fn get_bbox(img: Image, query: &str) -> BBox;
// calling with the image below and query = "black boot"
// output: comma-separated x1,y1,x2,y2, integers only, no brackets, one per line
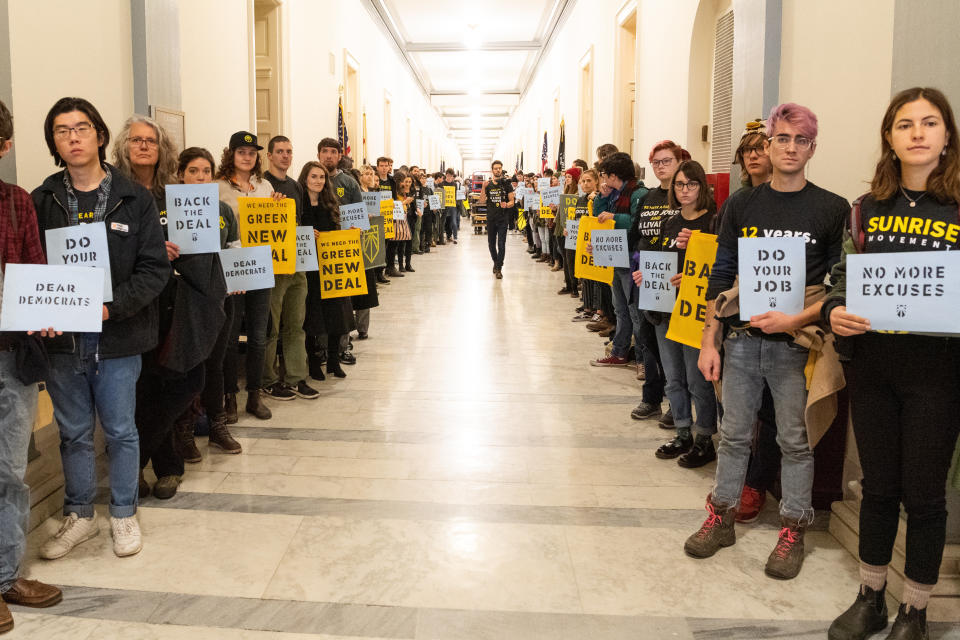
245,389,272,420
677,434,717,468
309,354,326,381
828,584,888,640
327,351,347,378
885,603,928,640
174,412,202,463
223,393,238,425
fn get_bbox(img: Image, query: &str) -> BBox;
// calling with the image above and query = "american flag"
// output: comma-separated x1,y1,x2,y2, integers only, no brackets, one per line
338,97,351,157
541,131,548,173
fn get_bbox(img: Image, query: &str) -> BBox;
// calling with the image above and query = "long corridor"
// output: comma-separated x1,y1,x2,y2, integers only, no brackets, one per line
12,231,890,638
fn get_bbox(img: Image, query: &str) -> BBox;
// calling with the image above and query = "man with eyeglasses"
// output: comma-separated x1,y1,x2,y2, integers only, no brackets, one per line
684,103,848,581
31,97,170,561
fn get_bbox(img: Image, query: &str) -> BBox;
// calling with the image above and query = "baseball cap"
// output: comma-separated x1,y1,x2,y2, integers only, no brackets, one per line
229,131,263,150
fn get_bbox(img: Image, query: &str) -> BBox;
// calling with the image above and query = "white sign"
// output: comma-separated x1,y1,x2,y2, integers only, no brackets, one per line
393,201,407,222
636,250,678,312
45,222,113,302
456,188,465,201
362,192,380,216
339,202,370,231
219,245,275,293
847,251,960,332
524,192,540,211
537,178,551,190
295,226,319,272
738,237,806,320
165,183,220,254
590,229,630,268
0,263,104,332
428,195,441,210
426,177,435,190
540,186,561,207
416,199,425,214
564,220,579,250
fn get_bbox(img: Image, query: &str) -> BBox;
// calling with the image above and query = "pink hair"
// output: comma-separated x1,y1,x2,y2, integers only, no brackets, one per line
767,103,818,140
648,140,688,162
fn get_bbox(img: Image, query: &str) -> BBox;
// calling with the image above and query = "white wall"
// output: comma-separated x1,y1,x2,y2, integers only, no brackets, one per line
179,0,253,162
8,0,134,189
284,0,459,173
779,0,895,201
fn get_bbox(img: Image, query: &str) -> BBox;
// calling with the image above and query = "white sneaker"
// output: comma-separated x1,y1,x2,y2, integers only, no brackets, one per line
110,515,142,557
39,512,100,559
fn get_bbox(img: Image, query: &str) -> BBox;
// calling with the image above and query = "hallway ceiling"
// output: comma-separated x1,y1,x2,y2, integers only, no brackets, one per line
367,0,573,161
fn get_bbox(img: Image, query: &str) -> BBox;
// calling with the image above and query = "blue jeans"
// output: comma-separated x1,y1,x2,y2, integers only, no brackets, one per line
46,334,141,519
0,352,37,592
655,321,716,437
610,268,636,358
712,332,813,522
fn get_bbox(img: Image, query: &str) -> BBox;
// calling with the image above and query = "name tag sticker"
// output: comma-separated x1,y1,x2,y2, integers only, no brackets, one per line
110,222,129,233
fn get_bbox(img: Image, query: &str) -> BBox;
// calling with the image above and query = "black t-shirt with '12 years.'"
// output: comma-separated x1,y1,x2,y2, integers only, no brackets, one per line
707,181,848,300
633,187,677,252
75,188,98,224
859,189,960,253
484,178,514,218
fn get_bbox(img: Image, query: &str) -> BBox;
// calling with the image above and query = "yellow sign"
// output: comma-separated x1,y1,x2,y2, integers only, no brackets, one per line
539,206,555,220
380,197,395,239
666,232,718,349
237,197,296,274
517,210,527,231
574,216,614,284
317,229,368,299
464,198,470,211
443,186,455,207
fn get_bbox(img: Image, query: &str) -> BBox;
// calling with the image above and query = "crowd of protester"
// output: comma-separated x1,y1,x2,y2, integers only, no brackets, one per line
479,89,960,640
0,95,473,635
1,86,959,640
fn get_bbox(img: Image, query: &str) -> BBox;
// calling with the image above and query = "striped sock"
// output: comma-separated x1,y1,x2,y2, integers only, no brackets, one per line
859,562,887,592
901,578,934,611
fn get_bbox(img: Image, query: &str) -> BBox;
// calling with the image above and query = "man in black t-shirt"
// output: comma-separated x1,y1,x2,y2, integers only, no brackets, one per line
481,160,515,278
684,103,848,581
262,136,318,402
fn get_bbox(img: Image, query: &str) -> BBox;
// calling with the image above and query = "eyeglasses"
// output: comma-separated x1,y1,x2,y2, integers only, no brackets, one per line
129,137,159,148
740,144,766,155
768,134,813,149
674,180,701,191
53,124,95,140
651,158,675,168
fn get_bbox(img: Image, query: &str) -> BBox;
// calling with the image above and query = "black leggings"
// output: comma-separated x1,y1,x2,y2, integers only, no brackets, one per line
844,333,960,585
136,360,205,478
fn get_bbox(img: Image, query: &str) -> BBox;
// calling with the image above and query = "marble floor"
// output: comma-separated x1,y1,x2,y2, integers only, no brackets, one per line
13,228,960,639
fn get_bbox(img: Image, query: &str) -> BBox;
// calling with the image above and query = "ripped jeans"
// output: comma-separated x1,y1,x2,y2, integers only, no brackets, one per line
711,331,814,523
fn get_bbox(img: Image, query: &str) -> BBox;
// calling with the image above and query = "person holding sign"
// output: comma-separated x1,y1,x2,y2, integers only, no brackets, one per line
823,88,960,640
394,173,415,274
480,160,516,279
113,119,232,500
562,169,596,299
169,147,243,466
0,99,64,628
441,168,459,244
687,103,848,581
417,170,436,254
33,97,171,559
590,153,656,390
299,162,352,380
261,136,319,403
554,167,581,288
633,160,718,468
217,131,286,421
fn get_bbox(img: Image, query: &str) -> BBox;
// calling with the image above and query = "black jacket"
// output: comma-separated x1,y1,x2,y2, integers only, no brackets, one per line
31,165,171,359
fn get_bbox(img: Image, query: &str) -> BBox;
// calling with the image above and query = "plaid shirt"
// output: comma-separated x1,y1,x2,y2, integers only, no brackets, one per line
0,179,46,269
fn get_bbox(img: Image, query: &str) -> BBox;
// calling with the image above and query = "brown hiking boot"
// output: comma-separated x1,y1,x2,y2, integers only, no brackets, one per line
684,497,736,558
209,414,242,454
765,517,806,579
245,389,272,420
174,413,202,463
224,393,238,424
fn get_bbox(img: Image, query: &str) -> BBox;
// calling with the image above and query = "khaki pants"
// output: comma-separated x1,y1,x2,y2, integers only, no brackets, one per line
262,272,308,387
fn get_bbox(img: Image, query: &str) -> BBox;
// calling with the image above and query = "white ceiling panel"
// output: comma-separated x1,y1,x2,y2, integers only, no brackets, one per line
365,0,571,155
385,0,554,44
412,51,533,92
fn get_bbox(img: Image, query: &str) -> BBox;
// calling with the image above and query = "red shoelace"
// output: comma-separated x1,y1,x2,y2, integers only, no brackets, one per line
696,503,723,538
773,527,799,559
